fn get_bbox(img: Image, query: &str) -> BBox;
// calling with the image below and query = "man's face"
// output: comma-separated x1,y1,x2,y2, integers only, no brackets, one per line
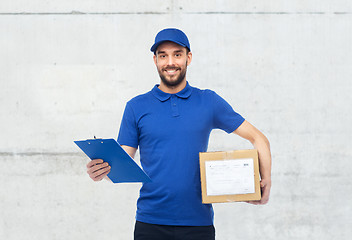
153,41,192,87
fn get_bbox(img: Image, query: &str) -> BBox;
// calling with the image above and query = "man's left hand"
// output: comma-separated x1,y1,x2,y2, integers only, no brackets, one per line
246,178,271,205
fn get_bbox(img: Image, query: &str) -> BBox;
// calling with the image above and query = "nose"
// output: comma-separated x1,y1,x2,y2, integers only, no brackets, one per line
167,56,175,66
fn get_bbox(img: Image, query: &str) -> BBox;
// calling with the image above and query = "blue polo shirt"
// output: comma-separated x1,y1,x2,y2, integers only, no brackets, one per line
117,82,245,226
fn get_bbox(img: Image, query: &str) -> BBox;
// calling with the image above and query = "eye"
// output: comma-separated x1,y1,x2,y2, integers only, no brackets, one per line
175,54,181,57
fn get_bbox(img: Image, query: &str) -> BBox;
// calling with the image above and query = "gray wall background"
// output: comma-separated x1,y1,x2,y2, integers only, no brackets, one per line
1,1,351,239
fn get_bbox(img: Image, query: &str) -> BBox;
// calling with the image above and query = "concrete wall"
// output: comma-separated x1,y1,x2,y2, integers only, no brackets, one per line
1,1,351,239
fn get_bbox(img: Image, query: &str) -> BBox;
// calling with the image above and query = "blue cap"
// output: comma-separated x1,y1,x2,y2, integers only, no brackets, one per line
150,28,191,53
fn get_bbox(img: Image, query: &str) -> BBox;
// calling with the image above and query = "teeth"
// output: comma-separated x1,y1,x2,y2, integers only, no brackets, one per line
167,70,176,73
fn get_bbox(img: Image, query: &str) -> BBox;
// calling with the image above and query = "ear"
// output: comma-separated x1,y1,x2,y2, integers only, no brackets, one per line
153,54,157,66
186,51,192,66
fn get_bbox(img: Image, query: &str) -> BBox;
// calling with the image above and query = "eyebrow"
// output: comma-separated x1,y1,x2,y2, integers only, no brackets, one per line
174,50,183,53
157,49,184,55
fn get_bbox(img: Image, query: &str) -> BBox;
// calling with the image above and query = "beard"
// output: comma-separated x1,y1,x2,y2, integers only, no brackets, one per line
158,61,188,88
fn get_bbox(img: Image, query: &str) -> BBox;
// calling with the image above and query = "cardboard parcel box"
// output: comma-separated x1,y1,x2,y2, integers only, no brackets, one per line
199,149,261,203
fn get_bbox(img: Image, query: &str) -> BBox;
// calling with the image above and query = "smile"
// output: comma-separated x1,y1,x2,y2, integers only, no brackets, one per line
164,68,180,75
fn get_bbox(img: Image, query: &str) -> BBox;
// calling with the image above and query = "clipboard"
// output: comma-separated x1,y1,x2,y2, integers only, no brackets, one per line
74,138,151,183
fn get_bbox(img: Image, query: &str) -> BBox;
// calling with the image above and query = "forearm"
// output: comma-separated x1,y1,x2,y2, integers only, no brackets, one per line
252,134,272,181
121,145,137,159
234,120,272,181
234,120,272,204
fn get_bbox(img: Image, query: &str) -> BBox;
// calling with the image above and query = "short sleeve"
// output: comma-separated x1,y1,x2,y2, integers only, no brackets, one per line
211,91,245,133
117,102,139,148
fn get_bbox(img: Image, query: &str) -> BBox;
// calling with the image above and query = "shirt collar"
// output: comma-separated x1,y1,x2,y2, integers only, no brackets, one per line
151,81,193,102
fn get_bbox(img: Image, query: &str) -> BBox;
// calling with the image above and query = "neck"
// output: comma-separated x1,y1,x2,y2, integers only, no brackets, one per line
158,79,187,94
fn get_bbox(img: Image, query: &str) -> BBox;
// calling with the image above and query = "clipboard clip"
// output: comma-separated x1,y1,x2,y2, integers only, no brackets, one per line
86,136,103,143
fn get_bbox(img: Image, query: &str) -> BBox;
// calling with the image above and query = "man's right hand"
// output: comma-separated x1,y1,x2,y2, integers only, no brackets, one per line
86,159,111,181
